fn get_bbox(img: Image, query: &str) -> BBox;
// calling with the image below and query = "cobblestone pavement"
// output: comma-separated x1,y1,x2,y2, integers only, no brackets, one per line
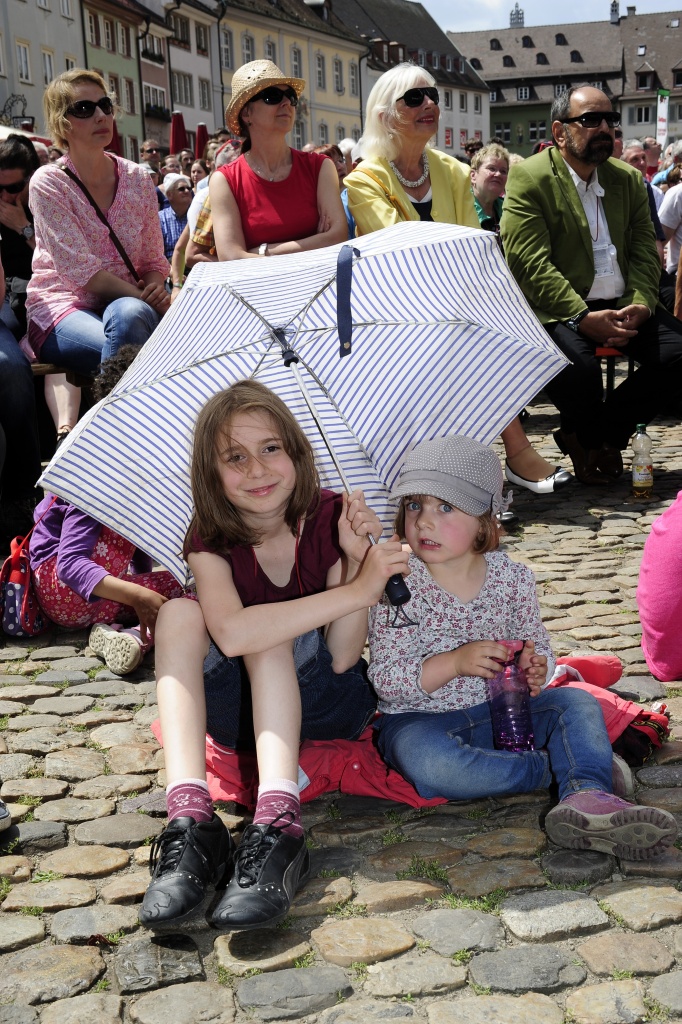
2,395,682,1024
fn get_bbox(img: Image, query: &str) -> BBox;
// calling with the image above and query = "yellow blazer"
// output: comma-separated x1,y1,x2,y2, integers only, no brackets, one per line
344,149,479,236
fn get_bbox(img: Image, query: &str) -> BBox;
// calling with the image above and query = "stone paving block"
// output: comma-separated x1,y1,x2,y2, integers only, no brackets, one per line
0,685,58,702
39,844,130,877
365,954,466,997
0,945,104,1004
599,885,682,930
120,790,168,816
446,856,546,896
367,840,464,875
74,812,163,847
577,932,674,975
12,820,68,854
44,747,105,781
620,847,682,878
565,979,646,1024
319,1003,414,1024
0,647,30,661
468,945,586,992
40,994,123,1024
33,672,88,686
113,935,205,993
653,741,682,765
426,992,563,1024
34,796,115,822
106,744,164,774
0,753,36,780
5,714,66,731
289,876,353,916
0,699,26,715
29,646,79,661
215,929,312,975
72,773,152,799
353,879,443,912
650,970,682,1014
610,677,667,701
0,914,45,952
500,890,609,941
1,876,95,911
411,907,504,954
309,815,393,847
633,787,682,812
32,695,95,714
312,918,414,966
90,722,154,748
236,965,352,1020
637,765,682,788
541,849,615,886
0,1005,39,1024
50,903,140,943
129,982,235,1024
101,871,149,904
8,728,87,757
0,855,30,881
463,827,546,859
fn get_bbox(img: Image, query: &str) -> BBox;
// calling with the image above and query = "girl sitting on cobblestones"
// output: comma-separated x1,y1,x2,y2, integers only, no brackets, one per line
140,381,408,931
29,347,182,674
368,434,676,860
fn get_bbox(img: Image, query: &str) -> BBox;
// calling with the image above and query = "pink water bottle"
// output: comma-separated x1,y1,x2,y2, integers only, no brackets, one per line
487,640,535,752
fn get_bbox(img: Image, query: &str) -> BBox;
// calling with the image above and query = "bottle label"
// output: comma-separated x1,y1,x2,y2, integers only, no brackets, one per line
633,464,653,484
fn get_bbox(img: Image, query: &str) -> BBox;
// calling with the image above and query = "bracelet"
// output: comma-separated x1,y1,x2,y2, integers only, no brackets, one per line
172,282,183,288
258,242,269,257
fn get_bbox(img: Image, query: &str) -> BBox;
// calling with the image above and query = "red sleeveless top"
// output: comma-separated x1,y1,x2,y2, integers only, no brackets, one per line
217,150,327,251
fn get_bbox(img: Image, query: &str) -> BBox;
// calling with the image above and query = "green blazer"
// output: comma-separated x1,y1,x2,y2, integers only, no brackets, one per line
500,147,660,325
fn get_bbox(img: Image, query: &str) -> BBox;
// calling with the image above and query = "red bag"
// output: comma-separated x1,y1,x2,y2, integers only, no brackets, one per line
0,498,56,638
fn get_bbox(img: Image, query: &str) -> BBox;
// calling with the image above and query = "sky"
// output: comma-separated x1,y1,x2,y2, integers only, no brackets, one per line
420,0,681,33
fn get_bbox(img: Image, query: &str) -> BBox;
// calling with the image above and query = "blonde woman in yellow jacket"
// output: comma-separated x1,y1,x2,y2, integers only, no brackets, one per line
345,63,574,501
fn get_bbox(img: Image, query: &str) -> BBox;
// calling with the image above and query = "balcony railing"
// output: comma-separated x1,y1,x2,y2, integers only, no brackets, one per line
145,103,172,122
141,48,165,64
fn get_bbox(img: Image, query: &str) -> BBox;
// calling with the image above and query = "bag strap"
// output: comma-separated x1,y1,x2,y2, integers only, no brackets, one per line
61,166,140,281
352,168,412,223
16,495,58,555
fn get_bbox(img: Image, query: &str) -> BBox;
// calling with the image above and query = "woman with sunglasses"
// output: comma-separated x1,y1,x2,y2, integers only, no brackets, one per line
209,60,347,261
25,69,169,427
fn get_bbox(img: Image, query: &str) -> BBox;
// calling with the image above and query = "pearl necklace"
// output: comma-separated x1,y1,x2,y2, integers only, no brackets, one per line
247,153,290,181
390,151,430,189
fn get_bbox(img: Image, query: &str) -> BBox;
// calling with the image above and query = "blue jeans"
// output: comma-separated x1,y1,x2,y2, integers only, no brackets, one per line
41,298,161,374
375,686,613,802
0,321,41,499
203,630,377,750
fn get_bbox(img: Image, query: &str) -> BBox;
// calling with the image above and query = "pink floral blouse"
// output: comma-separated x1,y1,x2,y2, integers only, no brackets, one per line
26,154,168,337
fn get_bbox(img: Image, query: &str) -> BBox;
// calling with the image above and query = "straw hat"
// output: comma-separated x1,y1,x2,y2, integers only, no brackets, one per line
226,60,305,136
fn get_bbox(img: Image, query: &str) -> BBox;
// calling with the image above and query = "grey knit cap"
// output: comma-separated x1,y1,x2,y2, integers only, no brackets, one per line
391,435,509,516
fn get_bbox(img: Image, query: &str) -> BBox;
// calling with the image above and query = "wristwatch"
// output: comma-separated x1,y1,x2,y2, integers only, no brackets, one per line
564,308,589,332
21,224,35,240
258,242,269,256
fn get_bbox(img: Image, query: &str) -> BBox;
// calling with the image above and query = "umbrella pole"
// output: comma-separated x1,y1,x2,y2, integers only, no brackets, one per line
283,356,410,609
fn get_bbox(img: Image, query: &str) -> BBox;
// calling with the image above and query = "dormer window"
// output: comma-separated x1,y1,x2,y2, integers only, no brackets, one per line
446,54,453,71
570,50,583,63
490,38,501,50
637,71,653,89
536,52,548,65
638,45,646,55
418,48,426,66
522,35,533,47
517,85,530,100
382,43,388,62
555,33,567,45
503,55,515,67
432,51,439,68
470,57,482,69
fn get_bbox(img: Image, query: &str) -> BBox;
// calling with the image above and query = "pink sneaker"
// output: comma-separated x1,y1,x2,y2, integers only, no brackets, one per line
89,623,152,676
545,790,677,860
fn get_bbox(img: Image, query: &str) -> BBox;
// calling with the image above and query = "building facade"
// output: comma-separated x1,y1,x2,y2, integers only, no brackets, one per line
333,0,489,156
0,0,86,132
450,2,682,157
216,0,366,148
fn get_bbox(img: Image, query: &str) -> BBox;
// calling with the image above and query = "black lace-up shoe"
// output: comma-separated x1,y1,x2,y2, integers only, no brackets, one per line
211,815,310,930
139,814,234,927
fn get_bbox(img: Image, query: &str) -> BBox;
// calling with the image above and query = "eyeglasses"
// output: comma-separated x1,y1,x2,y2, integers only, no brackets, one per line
251,86,298,107
562,111,621,129
398,87,440,107
66,97,114,119
174,186,193,193
0,179,28,195
143,146,160,153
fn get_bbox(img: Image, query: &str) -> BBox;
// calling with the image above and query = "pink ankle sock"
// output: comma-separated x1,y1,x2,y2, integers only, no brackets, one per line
253,779,303,837
166,779,214,822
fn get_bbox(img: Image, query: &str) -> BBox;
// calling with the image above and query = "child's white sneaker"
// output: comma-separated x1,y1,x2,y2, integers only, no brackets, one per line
89,623,150,676
0,798,12,832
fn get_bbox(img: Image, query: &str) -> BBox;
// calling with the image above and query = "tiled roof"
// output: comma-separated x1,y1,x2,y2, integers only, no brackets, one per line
222,0,366,45
332,0,488,90
452,20,623,82
619,9,682,97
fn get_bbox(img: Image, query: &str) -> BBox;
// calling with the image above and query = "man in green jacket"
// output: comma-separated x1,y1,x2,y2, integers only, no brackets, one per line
501,85,682,486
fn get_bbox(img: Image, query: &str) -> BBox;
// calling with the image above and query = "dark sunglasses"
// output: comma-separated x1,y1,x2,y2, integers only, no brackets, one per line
399,87,440,107
251,86,298,107
0,179,28,195
174,186,193,193
562,111,621,129
66,97,114,119
143,146,160,153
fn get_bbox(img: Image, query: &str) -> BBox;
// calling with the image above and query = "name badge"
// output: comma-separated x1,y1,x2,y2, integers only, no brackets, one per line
593,243,616,278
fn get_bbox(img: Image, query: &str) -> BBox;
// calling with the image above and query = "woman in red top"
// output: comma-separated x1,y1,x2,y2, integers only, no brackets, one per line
210,60,347,260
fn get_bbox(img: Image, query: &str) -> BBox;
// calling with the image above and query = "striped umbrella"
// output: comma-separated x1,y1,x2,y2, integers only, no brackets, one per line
40,222,568,585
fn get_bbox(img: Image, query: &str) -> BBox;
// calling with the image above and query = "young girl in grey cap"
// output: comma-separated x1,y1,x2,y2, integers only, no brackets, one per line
368,434,676,859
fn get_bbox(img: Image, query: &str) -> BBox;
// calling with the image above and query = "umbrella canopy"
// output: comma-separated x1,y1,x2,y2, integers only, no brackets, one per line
106,119,123,157
195,122,209,159
40,221,568,585
169,111,188,154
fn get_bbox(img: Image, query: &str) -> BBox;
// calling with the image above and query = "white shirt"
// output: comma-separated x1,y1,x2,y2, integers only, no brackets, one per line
564,161,626,301
187,188,209,236
658,185,682,274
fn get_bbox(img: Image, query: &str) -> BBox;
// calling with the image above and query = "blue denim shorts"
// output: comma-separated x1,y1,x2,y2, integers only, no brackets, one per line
203,629,377,749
